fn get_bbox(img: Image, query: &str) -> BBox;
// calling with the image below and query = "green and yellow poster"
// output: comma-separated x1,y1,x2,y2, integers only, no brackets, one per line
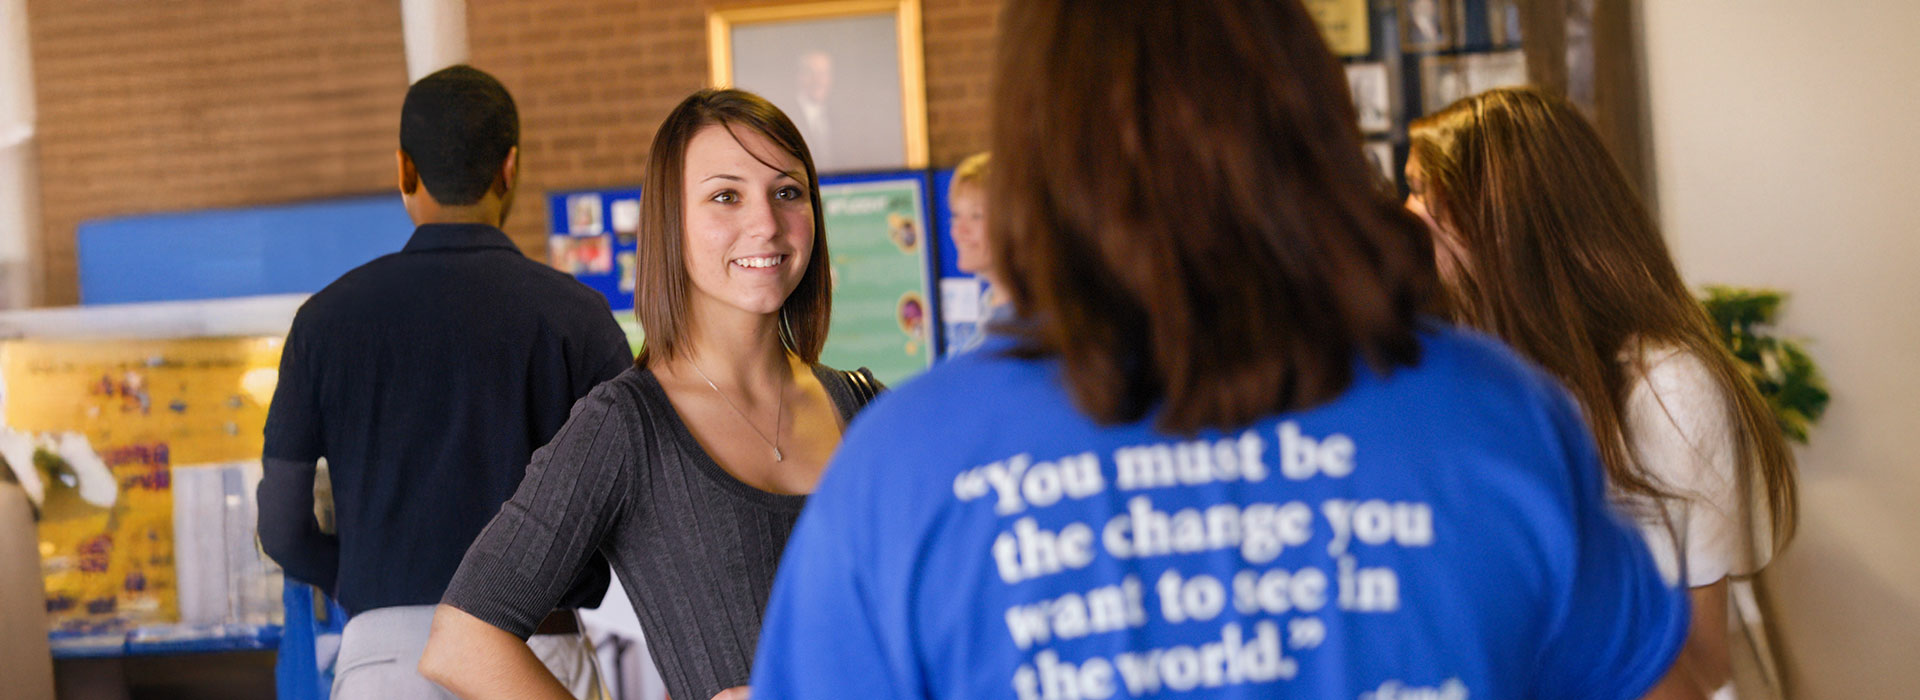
818,177,933,387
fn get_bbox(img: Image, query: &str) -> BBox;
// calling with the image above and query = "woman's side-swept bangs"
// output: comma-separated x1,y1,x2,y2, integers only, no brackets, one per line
633,88,833,366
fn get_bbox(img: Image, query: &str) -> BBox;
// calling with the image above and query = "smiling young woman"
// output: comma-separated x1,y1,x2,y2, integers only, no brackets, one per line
417,89,882,700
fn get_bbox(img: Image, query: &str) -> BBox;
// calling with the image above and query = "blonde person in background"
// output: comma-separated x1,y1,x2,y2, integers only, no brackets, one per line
1406,86,1798,699
945,151,1006,353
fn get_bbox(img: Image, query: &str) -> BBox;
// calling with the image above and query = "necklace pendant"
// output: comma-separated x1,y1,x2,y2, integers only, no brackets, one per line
773,446,784,462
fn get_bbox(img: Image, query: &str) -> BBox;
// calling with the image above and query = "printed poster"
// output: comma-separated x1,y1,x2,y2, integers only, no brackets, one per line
1,337,282,636
818,178,932,386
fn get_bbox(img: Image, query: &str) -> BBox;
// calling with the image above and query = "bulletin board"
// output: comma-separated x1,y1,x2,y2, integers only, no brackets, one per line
815,171,937,385
2,337,284,641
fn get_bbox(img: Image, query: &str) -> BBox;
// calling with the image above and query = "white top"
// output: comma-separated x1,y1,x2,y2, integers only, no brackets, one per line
1618,341,1773,588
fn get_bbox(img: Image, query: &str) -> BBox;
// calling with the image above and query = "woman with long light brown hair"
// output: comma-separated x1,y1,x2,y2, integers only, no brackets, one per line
1407,86,1797,698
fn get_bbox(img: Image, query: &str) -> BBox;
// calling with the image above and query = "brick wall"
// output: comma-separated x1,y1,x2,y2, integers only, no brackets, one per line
468,0,1001,257
26,0,1000,305
27,0,410,306
922,0,998,165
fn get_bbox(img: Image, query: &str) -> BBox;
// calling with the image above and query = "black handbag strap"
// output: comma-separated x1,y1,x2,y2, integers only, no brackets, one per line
842,368,880,408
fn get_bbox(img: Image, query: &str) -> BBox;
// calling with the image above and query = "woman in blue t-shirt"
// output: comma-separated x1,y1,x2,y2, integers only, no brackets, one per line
750,3,1699,699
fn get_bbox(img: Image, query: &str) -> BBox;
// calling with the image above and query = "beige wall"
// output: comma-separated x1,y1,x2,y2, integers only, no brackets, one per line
1639,2,1920,695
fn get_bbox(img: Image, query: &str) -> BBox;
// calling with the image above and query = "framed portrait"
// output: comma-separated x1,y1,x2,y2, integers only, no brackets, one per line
1398,0,1461,53
708,0,929,173
1344,62,1394,134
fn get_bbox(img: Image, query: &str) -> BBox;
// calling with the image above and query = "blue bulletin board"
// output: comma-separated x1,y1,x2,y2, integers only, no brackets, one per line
546,188,642,312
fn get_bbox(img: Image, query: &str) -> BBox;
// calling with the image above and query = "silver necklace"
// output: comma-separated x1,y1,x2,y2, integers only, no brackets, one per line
688,360,784,462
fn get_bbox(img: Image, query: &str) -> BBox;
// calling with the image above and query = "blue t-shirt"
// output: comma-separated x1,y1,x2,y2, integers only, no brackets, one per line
752,327,1687,699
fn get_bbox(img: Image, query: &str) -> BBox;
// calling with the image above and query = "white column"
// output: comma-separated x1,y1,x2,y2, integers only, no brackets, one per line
0,0,39,308
401,0,471,83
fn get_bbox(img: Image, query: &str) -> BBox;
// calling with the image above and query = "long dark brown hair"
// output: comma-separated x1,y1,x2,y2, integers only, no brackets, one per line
991,0,1435,433
1409,86,1796,558
632,88,831,366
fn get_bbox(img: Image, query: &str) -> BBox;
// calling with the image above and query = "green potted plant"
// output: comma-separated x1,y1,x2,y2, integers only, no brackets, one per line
1699,286,1830,443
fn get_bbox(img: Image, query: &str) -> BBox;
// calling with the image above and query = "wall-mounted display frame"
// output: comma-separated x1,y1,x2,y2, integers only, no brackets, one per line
1303,0,1371,57
1420,50,1530,113
1345,62,1394,133
1487,0,1523,47
707,0,929,173
1364,140,1397,190
1398,0,1462,52
1418,54,1469,113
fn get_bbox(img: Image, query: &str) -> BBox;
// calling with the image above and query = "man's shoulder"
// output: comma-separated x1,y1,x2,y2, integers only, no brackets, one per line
474,250,619,320
301,245,608,320
302,251,407,305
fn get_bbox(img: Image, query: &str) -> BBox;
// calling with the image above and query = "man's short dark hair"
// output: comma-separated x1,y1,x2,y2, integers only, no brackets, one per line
400,65,519,206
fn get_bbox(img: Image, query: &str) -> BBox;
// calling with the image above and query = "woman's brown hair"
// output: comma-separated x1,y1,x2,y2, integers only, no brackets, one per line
991,0,1435,434
633,88,831,366
1409,86,1797,556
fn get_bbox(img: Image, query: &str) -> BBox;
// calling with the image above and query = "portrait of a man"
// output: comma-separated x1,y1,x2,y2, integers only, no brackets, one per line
714,2,928,173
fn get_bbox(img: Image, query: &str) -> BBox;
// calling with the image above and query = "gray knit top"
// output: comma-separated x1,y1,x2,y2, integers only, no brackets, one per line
441,364,879,700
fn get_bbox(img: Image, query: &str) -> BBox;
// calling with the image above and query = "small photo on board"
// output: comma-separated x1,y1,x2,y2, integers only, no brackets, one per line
1399,0,1459,52
547,234,613,276
609,198,640,235
617,252,636,293
1419,54,1471,114
886,212,920,253
609,198,640,245
897,291,926,339
1364,140,1397,190
1345,62,1393,134
566,193,603,236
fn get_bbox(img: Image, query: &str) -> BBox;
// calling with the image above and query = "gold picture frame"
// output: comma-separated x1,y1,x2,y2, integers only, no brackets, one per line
708,0,929,172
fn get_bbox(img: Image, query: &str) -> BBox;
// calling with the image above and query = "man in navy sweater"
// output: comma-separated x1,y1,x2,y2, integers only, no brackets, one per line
257,65,630,699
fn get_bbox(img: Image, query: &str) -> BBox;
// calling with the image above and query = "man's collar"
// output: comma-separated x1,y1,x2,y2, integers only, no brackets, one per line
401,223,520,253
